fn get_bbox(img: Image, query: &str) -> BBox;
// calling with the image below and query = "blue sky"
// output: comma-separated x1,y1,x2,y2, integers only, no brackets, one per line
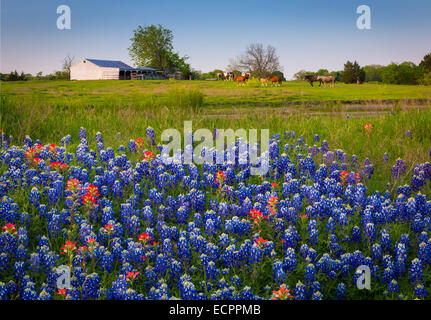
1,0,430,79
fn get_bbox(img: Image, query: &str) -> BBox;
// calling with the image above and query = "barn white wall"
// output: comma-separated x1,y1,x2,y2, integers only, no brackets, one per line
70,60,119,80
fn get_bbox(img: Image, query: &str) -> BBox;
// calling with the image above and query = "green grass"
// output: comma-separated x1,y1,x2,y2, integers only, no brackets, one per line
1,82,431,196
1,79,431,196
2,79,431,109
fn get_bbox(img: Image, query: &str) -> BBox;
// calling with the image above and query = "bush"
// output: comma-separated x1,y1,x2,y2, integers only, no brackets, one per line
421,72,431,86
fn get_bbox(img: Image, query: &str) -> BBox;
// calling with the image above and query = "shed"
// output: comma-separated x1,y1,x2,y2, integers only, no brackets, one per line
70,59,135,80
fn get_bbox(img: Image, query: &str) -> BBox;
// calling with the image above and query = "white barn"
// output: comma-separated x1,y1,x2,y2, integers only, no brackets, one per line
70,59,158,80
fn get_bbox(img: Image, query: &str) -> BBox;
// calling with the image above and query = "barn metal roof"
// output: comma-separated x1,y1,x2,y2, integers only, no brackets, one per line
136,66,157,71
85,59,134,70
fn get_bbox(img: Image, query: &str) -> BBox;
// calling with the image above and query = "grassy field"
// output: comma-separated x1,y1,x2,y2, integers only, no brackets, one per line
1,79,431,194
2,79,431,108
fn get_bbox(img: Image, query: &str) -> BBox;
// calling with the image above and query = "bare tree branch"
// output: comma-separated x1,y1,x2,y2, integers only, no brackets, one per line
227,43,282,78
62,54,75,73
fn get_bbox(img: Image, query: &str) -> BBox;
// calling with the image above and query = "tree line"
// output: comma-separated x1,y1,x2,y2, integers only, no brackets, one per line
294,53,431,85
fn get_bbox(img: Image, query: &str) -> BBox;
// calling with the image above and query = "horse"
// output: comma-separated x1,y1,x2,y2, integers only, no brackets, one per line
260,78,268,86
217,73,224,80
241,72,250,80
268,75,282,87
234,76,247,86
304,75,320,87
224,72,234,81
316,75,335,88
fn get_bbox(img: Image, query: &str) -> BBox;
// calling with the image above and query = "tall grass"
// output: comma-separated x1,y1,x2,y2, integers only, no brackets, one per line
2,94,430,195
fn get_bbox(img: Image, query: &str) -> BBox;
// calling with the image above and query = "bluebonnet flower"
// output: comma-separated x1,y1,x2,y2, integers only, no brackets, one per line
336,283,346,300
414,284,427,299
387,279,399,293
409,258,423,284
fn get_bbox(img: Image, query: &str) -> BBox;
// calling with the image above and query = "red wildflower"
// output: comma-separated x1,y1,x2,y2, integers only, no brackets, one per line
135,138,144,148
49,143,58,152
2,223,17,236
271,182,279,188
364,123,373,135
104,224,114,233
215,171,226,188
267,196,279,216
86,185,100,197
272,284,294,300
61,241,77,255
254,237,268,247
138,232,152,245
66,178,82,195
143,150,154,161
249,209,268,224
126,271,140,281
49,161,69,172
87,237,97,244
57,289,68,297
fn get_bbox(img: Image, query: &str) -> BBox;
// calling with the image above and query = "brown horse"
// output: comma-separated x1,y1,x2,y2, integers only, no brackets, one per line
242,72,250,80
217,73,224,80
268,75,282,87
234,76,247,86
260,78,268,86
316,75,335,88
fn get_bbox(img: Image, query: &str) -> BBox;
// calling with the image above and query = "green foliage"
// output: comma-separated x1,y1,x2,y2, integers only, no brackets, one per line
128,24,192,78
293,70,315,80
343,61,365,84
363,65,383,82
271,70,286,81
128,24,174,71
316,69,329,76
3,70,28,81
380,62,426,85
422,72,431,86
419,52,431,72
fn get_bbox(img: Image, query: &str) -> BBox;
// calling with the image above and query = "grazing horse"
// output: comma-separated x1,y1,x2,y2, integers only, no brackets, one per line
217,73,224,80
304,75,320,87
260,78,268,86
234,76,247,86
268,75,282,87
316,75,335,88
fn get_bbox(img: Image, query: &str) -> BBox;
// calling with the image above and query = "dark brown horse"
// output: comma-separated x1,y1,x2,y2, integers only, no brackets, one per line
304,75,320,87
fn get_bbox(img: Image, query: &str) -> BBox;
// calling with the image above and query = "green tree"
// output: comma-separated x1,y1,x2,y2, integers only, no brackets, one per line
316,69,329,76
343,61,365,84
419,52,431,72
422,72,431,85
6,70,19,81
329,71,343,82
293,70,314,80
271,70,286,81
380,62,425,85
166,52,192,78
128,24,174,71
363,65,383,82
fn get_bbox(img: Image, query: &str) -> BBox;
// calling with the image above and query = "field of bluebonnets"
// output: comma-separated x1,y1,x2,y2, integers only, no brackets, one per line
1,82,431,300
